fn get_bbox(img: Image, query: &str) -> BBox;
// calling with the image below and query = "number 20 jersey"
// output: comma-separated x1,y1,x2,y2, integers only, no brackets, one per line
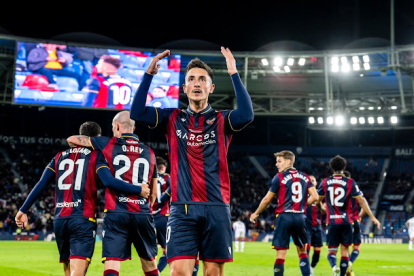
269,167,313,214
47,147,99,220
90,134,157,214
318,174,362,225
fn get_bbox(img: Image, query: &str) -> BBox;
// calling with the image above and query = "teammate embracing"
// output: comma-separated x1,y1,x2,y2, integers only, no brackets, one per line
251,150,319,276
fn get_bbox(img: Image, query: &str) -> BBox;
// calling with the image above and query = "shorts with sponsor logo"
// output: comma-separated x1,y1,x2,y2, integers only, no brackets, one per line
306,222,323,247
326,223,353,247
166,204,233,263
54,217,97,263
154,213,168,248
353,221,362,245
272,213,308,249
101,212,157,262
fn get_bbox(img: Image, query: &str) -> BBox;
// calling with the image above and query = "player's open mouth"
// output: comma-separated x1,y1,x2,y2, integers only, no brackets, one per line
193,90,202,94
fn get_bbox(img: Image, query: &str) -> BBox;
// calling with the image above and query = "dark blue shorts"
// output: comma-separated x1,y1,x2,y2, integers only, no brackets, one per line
154,214,168,249
101,212,157,262
54,217,97,263
272,213,308,249
326,223,353,247
353,221,362,245
166,204,233,263
306,223,323,247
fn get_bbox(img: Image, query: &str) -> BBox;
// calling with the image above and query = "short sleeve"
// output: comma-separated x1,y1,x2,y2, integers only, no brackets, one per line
95,151,110,172
269,174,281,194
90,136,112,151
307,175,315,189
351,180,363,198
46,155,57,173
317,181,325,196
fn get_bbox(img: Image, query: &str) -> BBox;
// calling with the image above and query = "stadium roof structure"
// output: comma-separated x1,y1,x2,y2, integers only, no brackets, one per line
0,33,414,118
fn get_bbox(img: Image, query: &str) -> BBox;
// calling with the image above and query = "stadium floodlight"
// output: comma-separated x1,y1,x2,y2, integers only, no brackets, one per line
368,106,374,110
363,55,370,63
327,116,334,125
318,107,323,111
309,107,315,111
353,63,360,71
317,117,323,124
308,117,315,124
340,56,348,64
331,57,339,64
273,66,281,72
331,64,339,72
377,117,384,124
335,115,345,126
298,58,306,66
359,107,365,110
363,63,370,70
378,106,382,110
261,59,269,66
341,63,350,72
359,117,365,124
390,116,398,124
368,117,375,124
352,56,360,63
274,57,283,66
284,66,291,73
391,106,397,110
350,117,357,125
287,58,294,66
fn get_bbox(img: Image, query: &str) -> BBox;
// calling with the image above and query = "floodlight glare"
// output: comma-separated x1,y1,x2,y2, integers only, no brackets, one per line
368,117,375,124
352,56,360,63
350,117,357,125
391,106,397,110
298,58,306,66
274,57,283,66
332,64,339,72
327,116,334,125
353,63,360,71
287,58,294,66
317,117,324,124
390,116,398,124
363,55,370,62
318,107,323,111
284,66,291,73
368,106,374,110
340,56,348,64
359,107,365,110
359,117,365,124
341,63,350,72
335,115,345,126
377,117,384,124
378,106,382,110
309,107,315,111
261,59,269,66
308,117,315,124
363,63,370,70
331,57,339,64
273,66,281,72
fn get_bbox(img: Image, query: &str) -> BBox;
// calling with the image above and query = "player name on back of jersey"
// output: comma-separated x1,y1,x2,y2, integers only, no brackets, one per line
121,145,144,154
281,172,309,184
62,148,92,156
327,179,347,186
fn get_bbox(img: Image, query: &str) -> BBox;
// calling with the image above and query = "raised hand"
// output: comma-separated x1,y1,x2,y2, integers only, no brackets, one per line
146,50,170,75
15,211,28,228
221,47,238,75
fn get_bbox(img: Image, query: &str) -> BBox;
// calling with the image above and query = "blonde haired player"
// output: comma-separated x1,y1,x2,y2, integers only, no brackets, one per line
233,218,246,252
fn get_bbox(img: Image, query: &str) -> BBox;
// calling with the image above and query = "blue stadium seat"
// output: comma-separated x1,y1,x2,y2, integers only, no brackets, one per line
51,92,78,102
56,77,79,91
121,54,140,69
117,68,139,82
65,61,83,75
17,89,44,100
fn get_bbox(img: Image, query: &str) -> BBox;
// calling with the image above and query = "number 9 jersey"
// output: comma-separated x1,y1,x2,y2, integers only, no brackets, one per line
90,133,158,214
269,167,314,214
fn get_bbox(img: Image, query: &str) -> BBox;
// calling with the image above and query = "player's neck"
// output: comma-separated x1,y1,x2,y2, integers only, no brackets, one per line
333,171,344,175
188,100,209,113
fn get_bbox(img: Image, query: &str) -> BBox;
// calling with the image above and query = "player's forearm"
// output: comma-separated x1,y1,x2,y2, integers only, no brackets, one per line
228,73,254,130
149,178,157,206
357,196,375,219
254,194,272,215
20,168,55,213
67,135,91,148
130,73,158,126
97,168,142,195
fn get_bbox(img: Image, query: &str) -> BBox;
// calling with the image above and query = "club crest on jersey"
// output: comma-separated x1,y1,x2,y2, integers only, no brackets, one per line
206,117,216,125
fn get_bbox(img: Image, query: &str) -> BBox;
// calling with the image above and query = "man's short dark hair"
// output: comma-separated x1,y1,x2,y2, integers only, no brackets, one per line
79,121,102,137
101,55,122,69
329,155,347,172
156,156,168,167
185,58,213,81
343,170,351,178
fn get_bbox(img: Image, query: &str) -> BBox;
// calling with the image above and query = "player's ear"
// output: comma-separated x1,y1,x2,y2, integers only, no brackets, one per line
209,83,215,94
182,83,187,95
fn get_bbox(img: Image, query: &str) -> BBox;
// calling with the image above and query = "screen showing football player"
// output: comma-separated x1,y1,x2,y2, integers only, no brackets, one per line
129,47,254,276
316,155,380,276
67,111,159,276
83,55,133,110
250,150,318,276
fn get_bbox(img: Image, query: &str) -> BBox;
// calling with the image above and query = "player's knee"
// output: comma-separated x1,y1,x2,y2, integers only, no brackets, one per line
140,258,157,271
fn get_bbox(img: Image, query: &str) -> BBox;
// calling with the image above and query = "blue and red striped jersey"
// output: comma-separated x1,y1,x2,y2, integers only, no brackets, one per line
318,174,362,225
269,167,313,214
47,147,99,220
351,193,363,222
90,133,158,214
306,203,322,227
152,173,171,216
149,105,236,205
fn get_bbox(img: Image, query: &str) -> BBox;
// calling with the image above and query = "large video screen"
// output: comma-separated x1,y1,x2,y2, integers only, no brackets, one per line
13,41,181,109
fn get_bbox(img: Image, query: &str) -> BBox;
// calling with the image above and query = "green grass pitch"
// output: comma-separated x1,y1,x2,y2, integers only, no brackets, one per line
0,241,413,275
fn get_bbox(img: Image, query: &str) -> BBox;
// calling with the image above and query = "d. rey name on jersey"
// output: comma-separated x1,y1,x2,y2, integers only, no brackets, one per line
152,173,171,216
47,147,99,220
318,174,362,225
90,134,157,214
269,168,313,214
150,104,237,205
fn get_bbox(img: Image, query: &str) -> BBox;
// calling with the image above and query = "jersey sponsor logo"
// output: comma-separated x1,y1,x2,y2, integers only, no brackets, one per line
126,140,139,144
327,179,347,186
176,130,217,147
56,199,82,208
329,213,347,219
118,197,147,205
62,148,91,156
281,172,309,184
